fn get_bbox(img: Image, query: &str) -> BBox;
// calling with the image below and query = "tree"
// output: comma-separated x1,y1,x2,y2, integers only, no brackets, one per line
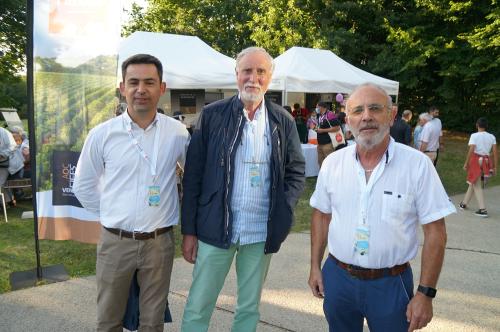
123,0,258,57
379,0,499,132
250,0,326,56
0,0,27,113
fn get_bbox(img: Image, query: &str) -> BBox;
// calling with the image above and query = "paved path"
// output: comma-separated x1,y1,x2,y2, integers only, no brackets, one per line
1,188,499,332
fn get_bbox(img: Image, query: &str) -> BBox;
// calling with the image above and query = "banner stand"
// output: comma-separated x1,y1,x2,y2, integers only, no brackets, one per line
9,0,69,291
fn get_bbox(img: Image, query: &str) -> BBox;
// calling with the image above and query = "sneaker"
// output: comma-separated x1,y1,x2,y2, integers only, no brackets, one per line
474,209,488,218
459,202,467,210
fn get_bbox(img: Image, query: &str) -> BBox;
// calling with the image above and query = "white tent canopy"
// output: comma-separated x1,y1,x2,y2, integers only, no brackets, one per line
269,47,399,96
118,31,237,89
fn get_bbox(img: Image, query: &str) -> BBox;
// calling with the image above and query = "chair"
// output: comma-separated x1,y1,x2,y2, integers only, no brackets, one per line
1,179,32,222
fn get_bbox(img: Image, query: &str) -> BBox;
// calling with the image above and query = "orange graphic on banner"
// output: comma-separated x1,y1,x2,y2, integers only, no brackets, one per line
48,0,109,34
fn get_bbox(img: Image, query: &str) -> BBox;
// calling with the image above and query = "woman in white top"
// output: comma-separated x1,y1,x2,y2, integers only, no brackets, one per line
459,117,497,217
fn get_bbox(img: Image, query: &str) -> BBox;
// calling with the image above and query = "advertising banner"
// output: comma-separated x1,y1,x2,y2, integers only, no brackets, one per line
34,0,123,243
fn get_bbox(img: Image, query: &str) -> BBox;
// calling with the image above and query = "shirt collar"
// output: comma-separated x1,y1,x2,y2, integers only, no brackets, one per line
123,109,159,131
352,136,395,166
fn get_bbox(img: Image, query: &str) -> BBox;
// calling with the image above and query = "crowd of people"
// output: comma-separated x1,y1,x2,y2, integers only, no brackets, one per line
69,47,495,332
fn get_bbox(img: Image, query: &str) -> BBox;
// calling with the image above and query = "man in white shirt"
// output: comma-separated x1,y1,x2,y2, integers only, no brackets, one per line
0,127,17,205
73,54,190,332
419,106,442,165
309,83,455,332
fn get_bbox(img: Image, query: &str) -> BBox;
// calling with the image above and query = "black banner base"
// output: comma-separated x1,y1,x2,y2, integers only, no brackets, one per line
9,264,69,291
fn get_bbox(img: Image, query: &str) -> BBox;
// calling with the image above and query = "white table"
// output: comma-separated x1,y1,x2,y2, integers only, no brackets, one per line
301,144,319,177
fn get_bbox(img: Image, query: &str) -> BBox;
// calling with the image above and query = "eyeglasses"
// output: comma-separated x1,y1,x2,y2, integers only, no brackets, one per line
348,104,388,116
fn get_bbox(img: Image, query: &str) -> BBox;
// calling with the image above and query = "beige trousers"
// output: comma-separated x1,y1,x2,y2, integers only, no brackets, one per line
96,227,175,332
463,180,486,210
317,143,335,168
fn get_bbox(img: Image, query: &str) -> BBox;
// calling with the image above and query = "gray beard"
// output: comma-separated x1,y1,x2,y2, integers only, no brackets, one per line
240,90,265,104
352,123,390,150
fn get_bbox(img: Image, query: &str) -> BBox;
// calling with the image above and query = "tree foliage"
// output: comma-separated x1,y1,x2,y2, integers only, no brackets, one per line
114,0,500,133
0,0,27,112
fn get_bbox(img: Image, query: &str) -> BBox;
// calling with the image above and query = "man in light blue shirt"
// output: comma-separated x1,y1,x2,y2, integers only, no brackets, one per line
181,47,305,331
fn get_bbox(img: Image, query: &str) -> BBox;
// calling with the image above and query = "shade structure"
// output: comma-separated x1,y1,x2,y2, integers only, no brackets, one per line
269,47,399,96
118,31,237,89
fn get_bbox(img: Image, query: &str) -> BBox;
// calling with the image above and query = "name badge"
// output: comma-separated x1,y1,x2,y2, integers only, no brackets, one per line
249,164,261,187
148,185,160,207
354,225,370,256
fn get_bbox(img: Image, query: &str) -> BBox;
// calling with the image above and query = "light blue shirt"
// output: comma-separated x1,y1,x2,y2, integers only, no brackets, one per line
231,101,271,245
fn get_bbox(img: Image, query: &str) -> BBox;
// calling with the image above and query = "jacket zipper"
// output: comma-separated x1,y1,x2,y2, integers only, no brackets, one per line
224,114,243,243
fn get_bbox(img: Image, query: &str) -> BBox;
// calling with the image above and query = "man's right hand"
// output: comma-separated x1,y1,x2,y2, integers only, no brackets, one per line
182,235,198,264
308,267,324,298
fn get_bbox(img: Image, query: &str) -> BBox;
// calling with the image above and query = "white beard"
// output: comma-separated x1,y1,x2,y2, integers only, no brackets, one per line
352,122,390,150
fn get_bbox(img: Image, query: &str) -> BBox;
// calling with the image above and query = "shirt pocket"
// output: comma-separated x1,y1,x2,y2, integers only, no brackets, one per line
381,192,414,225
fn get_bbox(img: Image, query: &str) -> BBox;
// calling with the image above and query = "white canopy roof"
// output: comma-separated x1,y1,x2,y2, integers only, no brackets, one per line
118,31,237,89
269,47,399,95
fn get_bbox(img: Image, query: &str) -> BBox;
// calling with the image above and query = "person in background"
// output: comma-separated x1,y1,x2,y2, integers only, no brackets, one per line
0,127,18,207
419,108,441,165
306,109,318,130
458,117,497,218
390,105,412,145
428,106,443,166
402,109,413,124
309,83,455,332
316,101,341,167
413,113,431,149
6,128,27,202
180,46,305,331
73,54,190,332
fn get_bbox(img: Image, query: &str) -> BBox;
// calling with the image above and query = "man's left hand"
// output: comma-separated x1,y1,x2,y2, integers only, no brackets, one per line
406,292,433,331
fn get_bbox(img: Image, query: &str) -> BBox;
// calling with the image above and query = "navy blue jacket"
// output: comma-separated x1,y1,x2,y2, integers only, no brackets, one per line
181,95,305,254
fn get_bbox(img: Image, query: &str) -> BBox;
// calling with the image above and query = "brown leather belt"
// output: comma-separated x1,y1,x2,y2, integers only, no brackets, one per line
104,226,172,240
329,254,409,280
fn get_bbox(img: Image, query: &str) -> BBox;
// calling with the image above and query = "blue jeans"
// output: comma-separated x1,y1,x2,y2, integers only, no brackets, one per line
322,256,414,332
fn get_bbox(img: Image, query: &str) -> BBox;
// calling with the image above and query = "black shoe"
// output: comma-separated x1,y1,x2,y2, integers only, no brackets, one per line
459,202,467,210
474,209,488,218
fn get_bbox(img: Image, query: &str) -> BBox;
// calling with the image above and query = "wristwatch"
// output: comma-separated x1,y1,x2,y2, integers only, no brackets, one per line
417,285,437,298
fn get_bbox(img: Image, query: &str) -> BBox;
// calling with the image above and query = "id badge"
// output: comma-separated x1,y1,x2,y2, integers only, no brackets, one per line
249,164,261,187
148,185,160,207
354,225,370,256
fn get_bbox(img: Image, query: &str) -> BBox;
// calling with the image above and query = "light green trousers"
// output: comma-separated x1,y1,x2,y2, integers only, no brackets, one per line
181,240,272,332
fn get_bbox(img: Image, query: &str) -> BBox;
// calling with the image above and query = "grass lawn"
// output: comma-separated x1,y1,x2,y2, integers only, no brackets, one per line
0,131,497,293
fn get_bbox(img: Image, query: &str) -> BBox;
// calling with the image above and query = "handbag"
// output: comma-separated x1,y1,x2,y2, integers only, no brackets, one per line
325,115,345,149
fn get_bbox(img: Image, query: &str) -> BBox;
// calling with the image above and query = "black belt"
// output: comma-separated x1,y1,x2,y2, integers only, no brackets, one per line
104,226,172,240
329,254,409,280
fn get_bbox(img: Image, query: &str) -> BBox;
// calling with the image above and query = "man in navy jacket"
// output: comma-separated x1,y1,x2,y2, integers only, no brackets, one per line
181,47,305,331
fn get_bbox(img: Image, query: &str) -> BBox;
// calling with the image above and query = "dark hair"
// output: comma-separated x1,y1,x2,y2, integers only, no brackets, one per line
283,105,292,114
122,54,163,82
317,101,328,109
476,117,488,129
293,103,300,110
429,105,439,112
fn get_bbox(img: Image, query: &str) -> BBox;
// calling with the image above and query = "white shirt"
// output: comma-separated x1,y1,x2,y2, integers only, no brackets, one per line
0,128,16,160
73,111,190,232
469,131,496,155
310,138,456,268
231,101,271,245
419,120,441,151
